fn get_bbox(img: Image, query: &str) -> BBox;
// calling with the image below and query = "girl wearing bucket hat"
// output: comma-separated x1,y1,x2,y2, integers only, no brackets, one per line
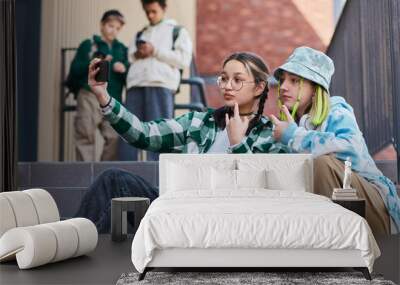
269,46,400,235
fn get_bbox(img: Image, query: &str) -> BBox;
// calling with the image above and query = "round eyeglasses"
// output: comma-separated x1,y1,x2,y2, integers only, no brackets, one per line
216,76,255,91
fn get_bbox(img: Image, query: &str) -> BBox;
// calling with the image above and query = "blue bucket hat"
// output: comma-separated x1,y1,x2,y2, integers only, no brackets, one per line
273,46,335,93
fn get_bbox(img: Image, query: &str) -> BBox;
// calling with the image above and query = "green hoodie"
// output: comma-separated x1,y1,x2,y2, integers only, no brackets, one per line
70,35,129,102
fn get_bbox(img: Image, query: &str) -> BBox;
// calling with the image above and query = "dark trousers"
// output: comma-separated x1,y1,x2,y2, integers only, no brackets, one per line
119,86,174,161
74,168,159,233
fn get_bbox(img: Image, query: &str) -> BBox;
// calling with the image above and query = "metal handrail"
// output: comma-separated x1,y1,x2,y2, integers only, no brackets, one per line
59,47,78,161
175,77,208,112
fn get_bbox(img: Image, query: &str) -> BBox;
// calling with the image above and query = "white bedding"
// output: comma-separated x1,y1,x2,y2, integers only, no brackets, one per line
131,190,380,273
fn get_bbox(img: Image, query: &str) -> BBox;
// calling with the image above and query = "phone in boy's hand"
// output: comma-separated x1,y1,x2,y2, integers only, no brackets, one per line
136,39,147,47
94,60,109,83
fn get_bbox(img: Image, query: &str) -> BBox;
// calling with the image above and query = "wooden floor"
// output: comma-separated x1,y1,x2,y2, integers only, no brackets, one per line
1,234,398,285
374,234,400,284
0,235,133,285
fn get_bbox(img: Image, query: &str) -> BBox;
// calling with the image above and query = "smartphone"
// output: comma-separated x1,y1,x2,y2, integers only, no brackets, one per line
136,39,147,47
94,60,109,83
93,51,106,59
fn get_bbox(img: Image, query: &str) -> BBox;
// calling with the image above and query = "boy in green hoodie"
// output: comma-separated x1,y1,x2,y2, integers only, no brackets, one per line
70,10,129,161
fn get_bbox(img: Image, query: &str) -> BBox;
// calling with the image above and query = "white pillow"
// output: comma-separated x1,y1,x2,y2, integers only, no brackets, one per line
211,169,267,190
166,159,237,192
236,169,267,189
238,158,309,192
212,168,236,190
266,168,307,191
167,163,211,191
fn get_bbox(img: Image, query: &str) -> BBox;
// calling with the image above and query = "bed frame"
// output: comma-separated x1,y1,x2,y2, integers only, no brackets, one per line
138,154,372,280
140,248,371,280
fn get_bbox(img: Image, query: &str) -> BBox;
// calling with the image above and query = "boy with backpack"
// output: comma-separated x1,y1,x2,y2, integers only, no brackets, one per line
68,10,129,161
121,0,193,161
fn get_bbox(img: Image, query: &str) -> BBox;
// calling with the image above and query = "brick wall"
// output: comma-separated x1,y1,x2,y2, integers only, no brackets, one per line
373,144,397,161
196,0,334,76
292,0,334,46
196,0,335,112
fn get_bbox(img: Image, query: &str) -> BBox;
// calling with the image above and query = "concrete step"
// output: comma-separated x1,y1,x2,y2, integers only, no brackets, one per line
17,160,399,216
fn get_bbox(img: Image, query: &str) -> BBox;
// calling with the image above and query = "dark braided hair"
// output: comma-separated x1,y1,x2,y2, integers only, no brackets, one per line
213,52,270,136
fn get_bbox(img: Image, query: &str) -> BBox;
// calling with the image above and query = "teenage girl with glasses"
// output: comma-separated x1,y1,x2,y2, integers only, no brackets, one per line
75,52,288,233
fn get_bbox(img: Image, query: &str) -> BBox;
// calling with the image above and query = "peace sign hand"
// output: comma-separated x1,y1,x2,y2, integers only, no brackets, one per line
225,102,250,146
269,105,295,141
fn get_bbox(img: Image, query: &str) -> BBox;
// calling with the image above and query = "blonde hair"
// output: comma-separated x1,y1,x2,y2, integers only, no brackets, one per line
277,80,330,127
309,85,330,126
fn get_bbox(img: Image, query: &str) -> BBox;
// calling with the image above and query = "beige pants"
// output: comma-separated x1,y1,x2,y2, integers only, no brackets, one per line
314,155,390,236
74,89,118,161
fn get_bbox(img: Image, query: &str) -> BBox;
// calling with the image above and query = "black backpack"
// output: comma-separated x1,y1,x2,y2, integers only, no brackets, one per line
65,39,98,96
65,67,81,96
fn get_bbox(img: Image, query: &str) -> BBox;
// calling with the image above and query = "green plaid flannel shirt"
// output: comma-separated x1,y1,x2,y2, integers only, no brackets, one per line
102,97,289,154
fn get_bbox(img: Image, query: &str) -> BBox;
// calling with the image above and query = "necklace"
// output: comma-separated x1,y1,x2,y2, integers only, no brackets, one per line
239,111,254,116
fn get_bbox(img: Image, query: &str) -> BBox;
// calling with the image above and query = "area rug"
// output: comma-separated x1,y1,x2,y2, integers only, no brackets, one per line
116,271,396,285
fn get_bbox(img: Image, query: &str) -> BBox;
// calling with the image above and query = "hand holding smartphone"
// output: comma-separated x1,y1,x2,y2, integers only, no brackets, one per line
94,60,109,83
91,51,109,83
88,58,110,106
136,39,147,47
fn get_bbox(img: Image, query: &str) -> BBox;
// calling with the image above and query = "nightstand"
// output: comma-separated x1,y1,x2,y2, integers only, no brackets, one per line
332,198,365,218
111,197,150,242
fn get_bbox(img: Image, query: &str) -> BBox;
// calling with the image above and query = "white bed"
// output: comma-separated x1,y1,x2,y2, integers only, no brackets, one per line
131,154,380,280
